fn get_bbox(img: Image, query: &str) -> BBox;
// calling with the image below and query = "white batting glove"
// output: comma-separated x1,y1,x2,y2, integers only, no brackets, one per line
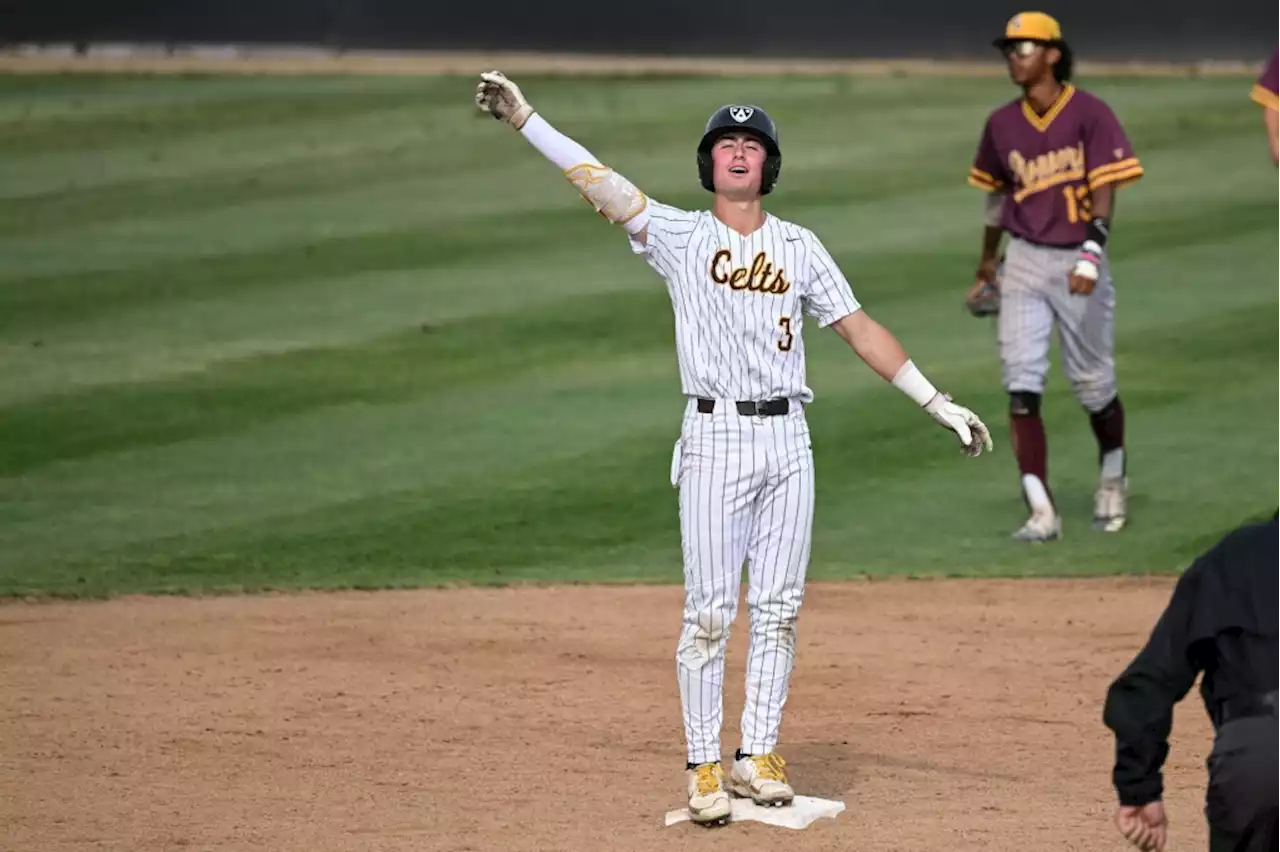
1069,239,1103,296
1072,240,1102,281
924,394,994,458
475,70,535,130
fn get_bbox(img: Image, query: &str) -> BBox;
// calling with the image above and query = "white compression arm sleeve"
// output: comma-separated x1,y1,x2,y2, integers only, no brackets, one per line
518,114,651,234
519,113,600,171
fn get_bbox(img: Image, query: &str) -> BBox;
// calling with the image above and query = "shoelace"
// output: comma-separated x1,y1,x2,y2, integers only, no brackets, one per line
752,753,787,781
695,764,722,795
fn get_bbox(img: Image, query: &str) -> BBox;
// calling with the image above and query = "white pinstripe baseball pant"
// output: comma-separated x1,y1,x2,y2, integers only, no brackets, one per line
998,236,1117,412
671,397,814,766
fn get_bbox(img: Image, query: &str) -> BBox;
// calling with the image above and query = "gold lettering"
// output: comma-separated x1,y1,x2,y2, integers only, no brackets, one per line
1008,151,1026,186
710,249,731,284
1007,142,1090,203
729,268,748,289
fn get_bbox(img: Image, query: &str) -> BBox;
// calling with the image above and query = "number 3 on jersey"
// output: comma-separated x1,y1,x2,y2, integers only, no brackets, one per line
777,316,794,352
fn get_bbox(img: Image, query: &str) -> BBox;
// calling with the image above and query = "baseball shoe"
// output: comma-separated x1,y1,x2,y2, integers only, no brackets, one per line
1012,509,1061,542
728,751,794,807
1093,476,1128,532
686,762,731,826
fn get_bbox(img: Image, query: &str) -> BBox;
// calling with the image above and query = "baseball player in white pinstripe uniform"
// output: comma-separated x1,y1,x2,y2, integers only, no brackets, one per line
476,71,993,826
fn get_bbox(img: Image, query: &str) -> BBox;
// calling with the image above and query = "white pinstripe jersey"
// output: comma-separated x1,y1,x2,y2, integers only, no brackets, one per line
629,201,860,403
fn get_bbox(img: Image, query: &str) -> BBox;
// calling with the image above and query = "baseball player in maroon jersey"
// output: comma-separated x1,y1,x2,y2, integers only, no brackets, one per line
966,12,1144,541
1250,47,1278,165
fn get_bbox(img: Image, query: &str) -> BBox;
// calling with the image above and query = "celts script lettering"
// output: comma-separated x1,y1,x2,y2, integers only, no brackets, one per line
709,249,791,295
1008,143,1086,202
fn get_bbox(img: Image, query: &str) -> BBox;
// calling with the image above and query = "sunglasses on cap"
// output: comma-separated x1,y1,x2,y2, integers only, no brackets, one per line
1002,39,1046,57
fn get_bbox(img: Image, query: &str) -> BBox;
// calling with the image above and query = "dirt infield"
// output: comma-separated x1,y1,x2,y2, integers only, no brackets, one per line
0,45,1260,77
1,578,1216,852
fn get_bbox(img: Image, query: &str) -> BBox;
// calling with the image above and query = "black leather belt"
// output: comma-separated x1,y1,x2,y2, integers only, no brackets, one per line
696,398,790,417
1220,690,1278,724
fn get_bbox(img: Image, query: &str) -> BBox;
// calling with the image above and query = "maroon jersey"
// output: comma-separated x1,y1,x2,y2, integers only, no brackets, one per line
1251,48,1278,111
967,84,1143,247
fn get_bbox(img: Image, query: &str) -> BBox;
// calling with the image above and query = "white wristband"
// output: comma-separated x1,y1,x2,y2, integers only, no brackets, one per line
519,113,601,172
892,360,940,407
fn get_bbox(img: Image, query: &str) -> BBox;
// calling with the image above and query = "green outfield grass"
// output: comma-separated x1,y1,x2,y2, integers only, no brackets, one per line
0,72,1274,597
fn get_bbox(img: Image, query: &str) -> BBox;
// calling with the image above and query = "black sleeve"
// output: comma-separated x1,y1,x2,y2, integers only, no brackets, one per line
1102,565,1204,806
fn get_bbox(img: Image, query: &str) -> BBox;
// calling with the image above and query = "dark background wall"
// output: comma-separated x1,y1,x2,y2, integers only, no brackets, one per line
1,0,1275,62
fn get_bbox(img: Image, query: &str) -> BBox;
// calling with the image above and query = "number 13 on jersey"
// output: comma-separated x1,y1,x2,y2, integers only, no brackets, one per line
1063,184,1093,223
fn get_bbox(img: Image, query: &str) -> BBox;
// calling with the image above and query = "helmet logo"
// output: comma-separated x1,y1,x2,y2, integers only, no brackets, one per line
729,106,755,123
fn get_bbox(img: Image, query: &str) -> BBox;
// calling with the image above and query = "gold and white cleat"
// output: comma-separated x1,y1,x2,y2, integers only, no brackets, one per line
686,762,731,826
728,752,794,807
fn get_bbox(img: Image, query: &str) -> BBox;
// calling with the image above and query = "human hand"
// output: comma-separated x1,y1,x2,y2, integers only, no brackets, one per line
475,70,534,129
1115,801,1167,852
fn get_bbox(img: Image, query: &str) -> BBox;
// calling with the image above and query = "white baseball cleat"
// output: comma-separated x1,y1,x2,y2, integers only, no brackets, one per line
1012,509,1062,542
1094,476,1128,532
686,762,731,826
728,752,794,806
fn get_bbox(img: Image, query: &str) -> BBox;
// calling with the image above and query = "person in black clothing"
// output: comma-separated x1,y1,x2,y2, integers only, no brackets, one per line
1103,512,1278,852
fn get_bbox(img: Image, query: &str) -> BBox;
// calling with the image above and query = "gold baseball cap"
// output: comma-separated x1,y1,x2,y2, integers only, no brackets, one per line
995,11,1063,46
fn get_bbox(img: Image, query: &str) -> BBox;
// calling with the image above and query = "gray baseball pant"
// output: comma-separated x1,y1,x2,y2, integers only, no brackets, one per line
997,235,1117,412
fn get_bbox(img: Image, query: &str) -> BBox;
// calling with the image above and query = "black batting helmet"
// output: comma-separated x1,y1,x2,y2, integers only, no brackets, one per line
696,104,782,195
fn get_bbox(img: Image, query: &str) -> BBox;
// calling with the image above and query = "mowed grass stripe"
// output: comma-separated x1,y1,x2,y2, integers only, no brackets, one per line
0,87,442,157
0,362,683,581
0,146,446,239
0,97,489,200
0,287,677,476
0,210,614,332
0,237,667,409
0,73,463,120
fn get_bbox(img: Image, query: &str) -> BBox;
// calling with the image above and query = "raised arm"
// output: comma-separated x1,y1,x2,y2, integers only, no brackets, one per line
475,71,653,244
